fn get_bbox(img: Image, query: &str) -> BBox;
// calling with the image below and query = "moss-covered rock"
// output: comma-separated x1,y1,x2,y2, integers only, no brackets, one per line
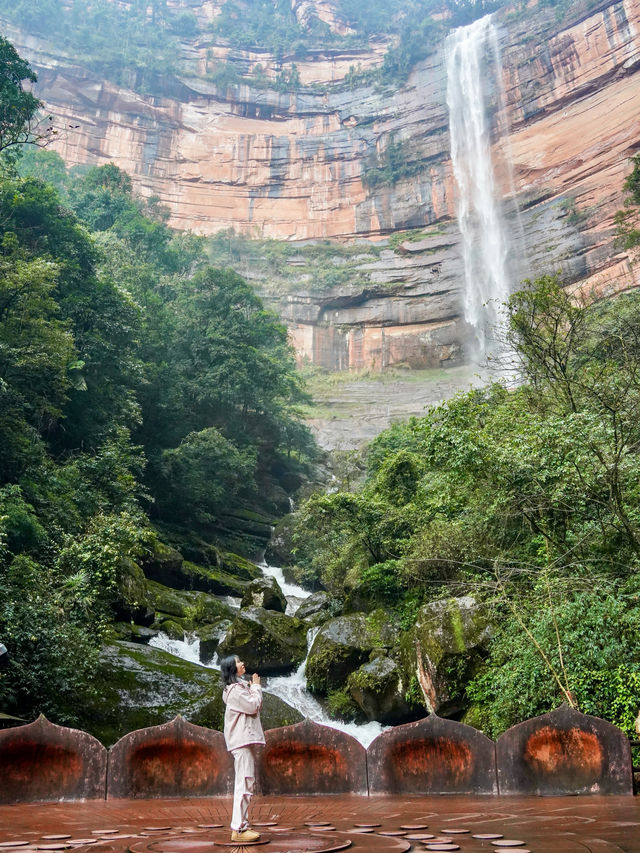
180,560,248,597
218,607,307,675
146,579,235,628
110,622,160,644
399,595,492,717
264,513,296,566
305,611,398,694
241,576,287,612
76,640,301,746
114,558,154,624
141,535,256,596
296,591,340,624
152,528,262,581
198,620,232,663
140,538,184,586
347,656,416,724
160,618,185,640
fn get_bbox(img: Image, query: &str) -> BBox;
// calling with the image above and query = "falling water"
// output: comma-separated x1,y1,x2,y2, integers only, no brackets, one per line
446,14,513,363
265,626,388,748
149,561,388,747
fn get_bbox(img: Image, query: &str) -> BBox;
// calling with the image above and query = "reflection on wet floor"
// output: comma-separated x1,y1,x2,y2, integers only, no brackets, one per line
0,795,639,853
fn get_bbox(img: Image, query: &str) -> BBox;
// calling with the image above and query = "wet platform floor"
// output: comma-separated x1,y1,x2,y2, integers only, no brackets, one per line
0,796,639,853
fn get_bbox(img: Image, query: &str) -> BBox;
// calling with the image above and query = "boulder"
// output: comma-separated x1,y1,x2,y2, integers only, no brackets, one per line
113,558,154,625
154,531,261,581
400,595,492,717
264,514,296,566
198,620,232,663
111,622,160,644
146,579,235,627
75,640,302,746
218,607,307,675
141,538,250,596
140,538,184,587
240,576,287,612
347,656,415,725
159,618,185,641
306,610,398,694
296,590,339,624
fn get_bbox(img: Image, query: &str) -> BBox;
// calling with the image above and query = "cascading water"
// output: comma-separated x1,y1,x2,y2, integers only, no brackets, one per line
265,626,387,748
149,561,388,748
446,14,515,363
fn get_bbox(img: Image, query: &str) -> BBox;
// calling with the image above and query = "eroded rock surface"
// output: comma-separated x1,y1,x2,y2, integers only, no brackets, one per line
7,0,640,371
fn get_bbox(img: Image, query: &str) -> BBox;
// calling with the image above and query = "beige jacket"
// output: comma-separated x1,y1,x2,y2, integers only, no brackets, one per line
222,680,266,751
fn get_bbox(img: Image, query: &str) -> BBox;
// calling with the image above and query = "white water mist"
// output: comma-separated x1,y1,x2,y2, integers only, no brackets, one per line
446,15,512,362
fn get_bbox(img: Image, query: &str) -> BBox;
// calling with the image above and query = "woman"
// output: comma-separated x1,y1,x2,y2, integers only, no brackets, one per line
221,655,265,843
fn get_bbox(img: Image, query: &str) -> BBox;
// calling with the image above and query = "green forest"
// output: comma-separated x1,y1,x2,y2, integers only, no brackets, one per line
0,36,314,725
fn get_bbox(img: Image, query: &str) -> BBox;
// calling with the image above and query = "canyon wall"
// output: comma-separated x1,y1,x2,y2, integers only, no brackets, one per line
6,0,640,370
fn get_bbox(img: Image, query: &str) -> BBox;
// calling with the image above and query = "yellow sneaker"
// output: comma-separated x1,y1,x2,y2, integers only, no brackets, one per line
231,829,261,842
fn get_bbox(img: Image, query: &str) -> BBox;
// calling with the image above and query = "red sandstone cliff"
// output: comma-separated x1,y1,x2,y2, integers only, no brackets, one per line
5,0,640,369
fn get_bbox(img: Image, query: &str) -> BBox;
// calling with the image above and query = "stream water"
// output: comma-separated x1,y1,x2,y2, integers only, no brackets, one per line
149,562,387,748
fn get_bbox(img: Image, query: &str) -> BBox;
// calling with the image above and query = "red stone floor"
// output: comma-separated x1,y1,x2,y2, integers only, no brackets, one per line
0,796,639,853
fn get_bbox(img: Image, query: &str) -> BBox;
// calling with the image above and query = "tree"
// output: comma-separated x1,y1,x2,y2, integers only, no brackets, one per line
0,36,52,170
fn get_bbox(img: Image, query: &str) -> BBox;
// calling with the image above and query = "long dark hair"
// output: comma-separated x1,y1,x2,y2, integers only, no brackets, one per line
221,655,241,686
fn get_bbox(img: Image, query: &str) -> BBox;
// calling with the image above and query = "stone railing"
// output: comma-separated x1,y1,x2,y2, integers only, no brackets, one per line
0,705,633,804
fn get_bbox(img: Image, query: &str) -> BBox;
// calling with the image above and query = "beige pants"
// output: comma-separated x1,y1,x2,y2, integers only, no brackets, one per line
230,746,255,831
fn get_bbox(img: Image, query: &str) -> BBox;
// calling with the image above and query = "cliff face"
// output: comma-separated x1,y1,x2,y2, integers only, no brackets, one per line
7,0,640,370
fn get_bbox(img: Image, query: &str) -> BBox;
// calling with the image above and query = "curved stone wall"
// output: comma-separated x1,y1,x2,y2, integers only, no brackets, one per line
495,704,633,796
367,715,498,795
0,707,633,803
0,715,107,804
259,719,367,795
107,715,233,799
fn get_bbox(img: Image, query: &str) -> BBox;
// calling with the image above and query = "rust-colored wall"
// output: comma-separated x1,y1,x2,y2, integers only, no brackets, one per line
0,715,107,804
107,715,233,799
366,714,498,795
0,706,633,801
496,705,633,795
258,720,368,795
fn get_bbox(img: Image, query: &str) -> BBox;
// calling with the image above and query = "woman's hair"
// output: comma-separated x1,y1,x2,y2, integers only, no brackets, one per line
221,655,241,686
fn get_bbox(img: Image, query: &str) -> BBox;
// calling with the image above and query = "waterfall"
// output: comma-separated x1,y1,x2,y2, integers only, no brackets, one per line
149,561,388,747
265,626,387,748
446,14,514,363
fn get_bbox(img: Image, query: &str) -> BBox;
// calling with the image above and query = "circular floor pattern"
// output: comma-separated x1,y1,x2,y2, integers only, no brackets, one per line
126,829,416,853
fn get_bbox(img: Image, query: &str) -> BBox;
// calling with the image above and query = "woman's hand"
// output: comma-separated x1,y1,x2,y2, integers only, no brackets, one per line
251,672,260,684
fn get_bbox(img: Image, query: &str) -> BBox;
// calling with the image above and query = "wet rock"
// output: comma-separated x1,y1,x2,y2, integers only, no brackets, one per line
114,558,154,625
264,514,296,566
140,538,184,586
141,537,253,596
400,595,492,717
241,576,287,612
218,607,307,675
159,618,184,641
77,640,302,746
347,656,415,725
198,620,232,663
306,610,398,693
296,590,340,624
111,622,160,644
146,579,235,628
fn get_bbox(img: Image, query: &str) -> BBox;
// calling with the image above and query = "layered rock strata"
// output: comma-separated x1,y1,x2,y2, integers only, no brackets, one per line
7,0,640,369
